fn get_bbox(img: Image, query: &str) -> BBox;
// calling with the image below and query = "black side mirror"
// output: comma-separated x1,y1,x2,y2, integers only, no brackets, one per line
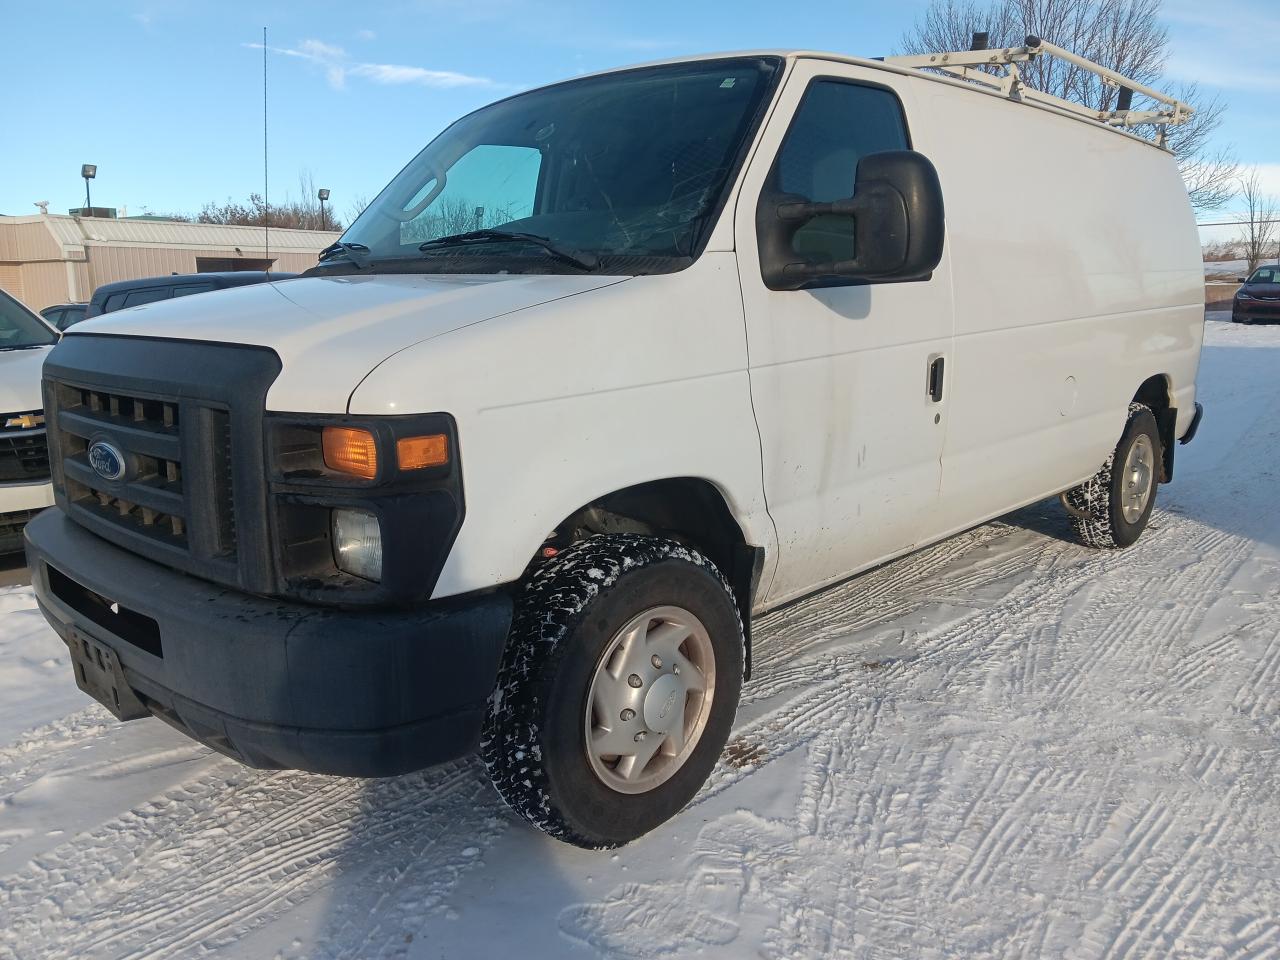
757,150,945,291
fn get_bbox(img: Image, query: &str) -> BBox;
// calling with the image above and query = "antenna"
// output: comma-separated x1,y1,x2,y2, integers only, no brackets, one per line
263,26,270,275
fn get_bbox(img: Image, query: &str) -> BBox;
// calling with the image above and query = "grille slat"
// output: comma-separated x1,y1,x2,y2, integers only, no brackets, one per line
1,411,50,483
51,383,198,552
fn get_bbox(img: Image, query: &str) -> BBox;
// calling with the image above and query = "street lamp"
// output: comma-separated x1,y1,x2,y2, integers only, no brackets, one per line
81,164,97,211
318,187,330,231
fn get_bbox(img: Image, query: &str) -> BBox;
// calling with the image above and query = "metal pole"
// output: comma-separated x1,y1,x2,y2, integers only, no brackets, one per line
84,178,91,211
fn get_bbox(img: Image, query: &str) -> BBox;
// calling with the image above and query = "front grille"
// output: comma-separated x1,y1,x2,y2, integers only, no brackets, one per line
42,335,282,595
53,384,191,548
1,412,50,482
0,507,42,554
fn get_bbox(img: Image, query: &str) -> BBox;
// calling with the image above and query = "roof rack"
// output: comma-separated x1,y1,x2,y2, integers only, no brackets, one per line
884,34,1192,147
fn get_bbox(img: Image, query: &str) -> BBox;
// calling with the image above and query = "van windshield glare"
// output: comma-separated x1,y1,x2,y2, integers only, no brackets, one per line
334,57,781,274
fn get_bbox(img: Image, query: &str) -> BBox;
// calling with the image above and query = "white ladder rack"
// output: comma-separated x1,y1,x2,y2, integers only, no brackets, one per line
885,34,1192,146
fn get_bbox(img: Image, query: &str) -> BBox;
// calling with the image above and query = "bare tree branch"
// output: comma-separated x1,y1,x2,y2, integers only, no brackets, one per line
899,0,1238,211
1237,170,1279,273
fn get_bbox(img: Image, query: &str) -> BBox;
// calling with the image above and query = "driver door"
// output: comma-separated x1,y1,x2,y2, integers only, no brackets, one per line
735,61,955,605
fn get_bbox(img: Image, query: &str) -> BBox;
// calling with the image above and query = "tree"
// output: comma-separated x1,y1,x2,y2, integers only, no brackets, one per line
193,172,343,231
1237,171,1278,274
899,0,1237,211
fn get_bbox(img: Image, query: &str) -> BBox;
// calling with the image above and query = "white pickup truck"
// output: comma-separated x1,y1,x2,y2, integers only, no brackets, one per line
26,42,1204,848
1,289,56,555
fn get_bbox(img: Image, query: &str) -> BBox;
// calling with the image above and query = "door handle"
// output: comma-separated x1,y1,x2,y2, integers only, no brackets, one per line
928,355,945,403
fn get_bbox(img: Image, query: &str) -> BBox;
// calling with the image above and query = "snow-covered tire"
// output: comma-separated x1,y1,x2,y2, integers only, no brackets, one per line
1065,403,1161,549
481,535,744,849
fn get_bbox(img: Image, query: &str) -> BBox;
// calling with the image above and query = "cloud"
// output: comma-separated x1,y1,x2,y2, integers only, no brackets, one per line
356,29,377,41
245,38,494,91
1165,55,1280,94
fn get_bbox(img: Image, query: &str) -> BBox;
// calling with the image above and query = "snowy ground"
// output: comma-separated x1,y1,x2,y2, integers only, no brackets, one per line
2,317,1280,960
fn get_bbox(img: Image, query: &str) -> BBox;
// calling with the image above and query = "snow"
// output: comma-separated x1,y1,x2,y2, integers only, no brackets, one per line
3,317,1280,959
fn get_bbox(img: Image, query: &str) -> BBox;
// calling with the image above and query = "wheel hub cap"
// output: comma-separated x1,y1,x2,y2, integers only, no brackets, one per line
643,673,685,734
584,605,716,795
1121,434,1156,524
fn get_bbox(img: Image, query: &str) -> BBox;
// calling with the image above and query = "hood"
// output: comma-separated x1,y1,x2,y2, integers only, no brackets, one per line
0,346,52,414
68,273,626,412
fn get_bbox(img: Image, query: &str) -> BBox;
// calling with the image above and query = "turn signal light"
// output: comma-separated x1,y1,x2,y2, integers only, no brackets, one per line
397,434,449,470
323,426,378,479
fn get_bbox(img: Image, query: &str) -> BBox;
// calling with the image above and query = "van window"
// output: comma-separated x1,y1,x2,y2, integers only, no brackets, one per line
771,80,910,263
401,145,542,245
122,288,170,308
339,57,782,272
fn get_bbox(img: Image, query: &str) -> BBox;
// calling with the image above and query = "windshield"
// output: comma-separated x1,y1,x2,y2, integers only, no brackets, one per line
1248,265,1279,284
333,57,781,275
0,289,58,350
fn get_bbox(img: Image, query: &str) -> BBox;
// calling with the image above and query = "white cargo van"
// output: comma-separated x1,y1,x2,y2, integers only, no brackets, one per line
1,289,56,554
26,40,1205,847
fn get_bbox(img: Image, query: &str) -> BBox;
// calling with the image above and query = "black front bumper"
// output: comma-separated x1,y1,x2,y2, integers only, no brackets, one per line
1233,300,1280,322
25,508,513,777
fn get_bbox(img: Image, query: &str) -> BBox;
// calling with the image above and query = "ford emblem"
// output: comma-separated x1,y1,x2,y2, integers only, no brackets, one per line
87,439,127,482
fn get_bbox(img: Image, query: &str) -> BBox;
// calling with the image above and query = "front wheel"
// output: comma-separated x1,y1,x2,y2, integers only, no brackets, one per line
481,535,744,848
1064,403,1161,549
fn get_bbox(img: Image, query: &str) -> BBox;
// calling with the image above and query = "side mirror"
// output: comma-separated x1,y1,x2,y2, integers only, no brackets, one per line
757,150,945,291
1237,277,1248,283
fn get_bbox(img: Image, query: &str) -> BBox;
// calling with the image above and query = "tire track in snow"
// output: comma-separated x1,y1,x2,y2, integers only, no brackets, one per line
0,759,506,960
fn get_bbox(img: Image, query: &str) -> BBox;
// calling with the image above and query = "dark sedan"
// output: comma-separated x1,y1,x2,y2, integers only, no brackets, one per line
1232,265,1280,323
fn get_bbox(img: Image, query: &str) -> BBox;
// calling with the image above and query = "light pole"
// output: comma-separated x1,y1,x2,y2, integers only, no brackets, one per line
81,164,97,211
318,187,330,231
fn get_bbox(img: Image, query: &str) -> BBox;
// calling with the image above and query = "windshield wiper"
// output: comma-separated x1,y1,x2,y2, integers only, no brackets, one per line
0,343,51,352
317,241,372,268
418,230,599,271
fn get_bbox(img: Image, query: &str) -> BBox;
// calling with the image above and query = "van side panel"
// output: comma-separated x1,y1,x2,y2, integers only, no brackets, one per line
347,254,777,602
912,77,1203,532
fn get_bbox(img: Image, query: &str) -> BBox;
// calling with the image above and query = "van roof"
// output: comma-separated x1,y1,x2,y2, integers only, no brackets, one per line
561,49,1179,151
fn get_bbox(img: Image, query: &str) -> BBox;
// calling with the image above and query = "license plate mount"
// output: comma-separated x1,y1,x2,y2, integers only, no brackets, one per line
66,628,149,721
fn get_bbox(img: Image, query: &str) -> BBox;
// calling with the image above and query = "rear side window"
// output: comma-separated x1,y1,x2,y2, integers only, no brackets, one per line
769,80,910,263
122,288,169,308
101,293,128,314
171,283,215,298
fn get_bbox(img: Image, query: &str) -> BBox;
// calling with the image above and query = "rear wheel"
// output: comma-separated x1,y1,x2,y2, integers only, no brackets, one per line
481,535,744,848
1064,403,1161,549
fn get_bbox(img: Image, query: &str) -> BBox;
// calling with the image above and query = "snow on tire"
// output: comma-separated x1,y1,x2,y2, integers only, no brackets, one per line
481,534,744,849
1064,402,1161,549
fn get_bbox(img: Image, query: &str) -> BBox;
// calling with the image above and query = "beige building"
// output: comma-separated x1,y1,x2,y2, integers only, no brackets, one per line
0,214,339,311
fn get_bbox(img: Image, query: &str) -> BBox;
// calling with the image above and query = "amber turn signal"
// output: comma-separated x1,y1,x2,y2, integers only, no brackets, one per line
323,426,378,479
397,434,449,470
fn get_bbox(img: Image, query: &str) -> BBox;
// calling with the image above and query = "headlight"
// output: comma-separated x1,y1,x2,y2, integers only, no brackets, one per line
332,508,383,581
1237,292,1252,300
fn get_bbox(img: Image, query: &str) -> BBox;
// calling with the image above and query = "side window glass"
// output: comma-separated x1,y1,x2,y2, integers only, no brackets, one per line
102,293,128,313
122,288,169,308
172,283,215,298
770,81,909,263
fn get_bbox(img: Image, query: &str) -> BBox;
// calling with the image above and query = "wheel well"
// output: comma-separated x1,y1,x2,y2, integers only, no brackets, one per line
542,478,764,678
1132,375,1175,481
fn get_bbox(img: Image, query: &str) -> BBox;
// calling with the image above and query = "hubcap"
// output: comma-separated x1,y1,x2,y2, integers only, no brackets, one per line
1121,434,1156,524
584,605,716,795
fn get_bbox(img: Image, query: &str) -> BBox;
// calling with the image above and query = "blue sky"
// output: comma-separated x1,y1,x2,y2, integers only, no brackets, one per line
5,0,1276,235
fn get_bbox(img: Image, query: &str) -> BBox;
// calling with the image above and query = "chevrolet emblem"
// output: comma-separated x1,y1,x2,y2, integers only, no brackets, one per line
4,413,44,429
